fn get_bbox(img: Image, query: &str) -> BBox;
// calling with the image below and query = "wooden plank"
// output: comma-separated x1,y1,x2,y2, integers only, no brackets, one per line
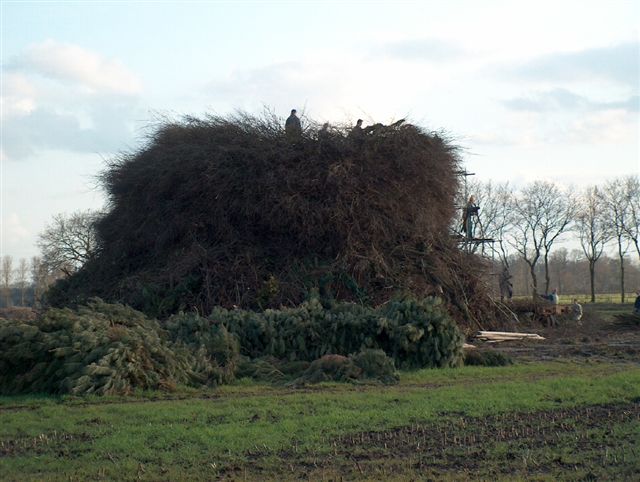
475,331,545,342
478,331,543,337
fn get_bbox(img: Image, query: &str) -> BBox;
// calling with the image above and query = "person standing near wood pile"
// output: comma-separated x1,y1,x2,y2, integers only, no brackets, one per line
499,266,513,302
537,288,560,327
571,298,583,324
634,290,640,314
538,288,559,305
285,109,302,138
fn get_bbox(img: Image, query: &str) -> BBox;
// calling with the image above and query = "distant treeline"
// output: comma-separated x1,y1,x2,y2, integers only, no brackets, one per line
1,252,638,308
496,251,640,300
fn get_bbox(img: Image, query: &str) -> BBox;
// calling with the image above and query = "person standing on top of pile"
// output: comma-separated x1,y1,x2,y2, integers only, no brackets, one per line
318,122,330,140
285,109,302,138
350,119,363,135
348,119,365,143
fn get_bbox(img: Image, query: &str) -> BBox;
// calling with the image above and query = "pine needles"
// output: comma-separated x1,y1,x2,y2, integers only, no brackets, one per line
1,295,463,395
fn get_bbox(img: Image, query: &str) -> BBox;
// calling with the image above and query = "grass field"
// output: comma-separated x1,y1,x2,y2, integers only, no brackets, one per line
1,302,639,481
512,294,637,304
1,361,639,481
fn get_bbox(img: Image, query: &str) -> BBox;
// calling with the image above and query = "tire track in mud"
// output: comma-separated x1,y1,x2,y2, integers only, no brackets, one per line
226,401,639,480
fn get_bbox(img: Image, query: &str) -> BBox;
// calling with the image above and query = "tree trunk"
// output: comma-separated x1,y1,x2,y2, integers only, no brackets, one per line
529,263,538,299
618,240,625,303
589,261,596,303
3,288,12,308
544,252,550,294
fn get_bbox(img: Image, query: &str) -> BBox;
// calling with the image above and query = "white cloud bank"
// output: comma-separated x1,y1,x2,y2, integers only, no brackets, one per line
2,40,143,161
10,39,142,95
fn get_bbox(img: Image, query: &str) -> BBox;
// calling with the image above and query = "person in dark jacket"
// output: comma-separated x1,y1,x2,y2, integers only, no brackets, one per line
634,290,640,314
461,195,479,239
499,266,513,302
349,119,363,136
285,109,302,138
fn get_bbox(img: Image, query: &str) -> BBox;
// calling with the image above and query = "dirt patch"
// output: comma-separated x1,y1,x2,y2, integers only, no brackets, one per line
279,403,640,480
331,402,638,455
0,430,94,457
229,402,639,480
475,304,640,364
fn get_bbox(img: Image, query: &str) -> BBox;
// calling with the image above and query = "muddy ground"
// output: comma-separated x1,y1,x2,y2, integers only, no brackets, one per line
476,303,640,364
224,303,640,480
1,303,638,481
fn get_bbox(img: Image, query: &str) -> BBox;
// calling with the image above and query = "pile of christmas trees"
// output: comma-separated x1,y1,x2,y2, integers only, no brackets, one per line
0,295,463,395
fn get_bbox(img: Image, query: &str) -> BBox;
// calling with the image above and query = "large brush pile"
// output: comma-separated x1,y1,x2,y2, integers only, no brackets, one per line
48,112,494,326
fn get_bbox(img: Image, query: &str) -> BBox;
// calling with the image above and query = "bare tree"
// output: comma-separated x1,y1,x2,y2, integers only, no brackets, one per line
603,178,631,302
622,175,640,261
549,248,569,294
16,258,29,306
576,186,611,302
508,191,543,297
469,180,515,267
508,181,575,296
37,210,99,277
1,255,14,307
30,256,44,305
30,256,57,307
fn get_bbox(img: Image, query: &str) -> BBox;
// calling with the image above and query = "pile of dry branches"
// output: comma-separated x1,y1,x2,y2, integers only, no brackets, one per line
48,112,495,326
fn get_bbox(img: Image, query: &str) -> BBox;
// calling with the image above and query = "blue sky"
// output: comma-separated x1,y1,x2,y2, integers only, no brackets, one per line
1,0,639,259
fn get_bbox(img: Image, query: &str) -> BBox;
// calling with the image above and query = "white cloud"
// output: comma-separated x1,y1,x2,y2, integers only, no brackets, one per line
567,109,638,144
468,106,638,149
375,37,467,62
0,73,38,119
502,42,640,88
11,39,142,95
4,213,30,242
502,89,638,113
1,41,144,161
202,57,446,124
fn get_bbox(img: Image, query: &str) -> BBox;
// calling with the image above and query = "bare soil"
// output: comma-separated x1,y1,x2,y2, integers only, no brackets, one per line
477,303,640,363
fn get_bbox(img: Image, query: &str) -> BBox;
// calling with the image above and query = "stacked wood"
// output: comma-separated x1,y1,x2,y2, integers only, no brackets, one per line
475,331,545,343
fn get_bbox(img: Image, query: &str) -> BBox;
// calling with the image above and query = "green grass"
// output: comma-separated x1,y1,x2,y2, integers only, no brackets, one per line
513,294,636,304
558,294,636,304
1,361,639,481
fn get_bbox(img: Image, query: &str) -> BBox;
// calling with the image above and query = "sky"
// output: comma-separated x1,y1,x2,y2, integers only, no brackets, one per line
1,0,639,260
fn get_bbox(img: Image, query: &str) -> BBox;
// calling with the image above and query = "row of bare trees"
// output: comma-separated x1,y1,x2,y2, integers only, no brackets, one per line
2,176,638,307
0,255,52,307
507,249,640,299
470,175,640,302
0,210,99,308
